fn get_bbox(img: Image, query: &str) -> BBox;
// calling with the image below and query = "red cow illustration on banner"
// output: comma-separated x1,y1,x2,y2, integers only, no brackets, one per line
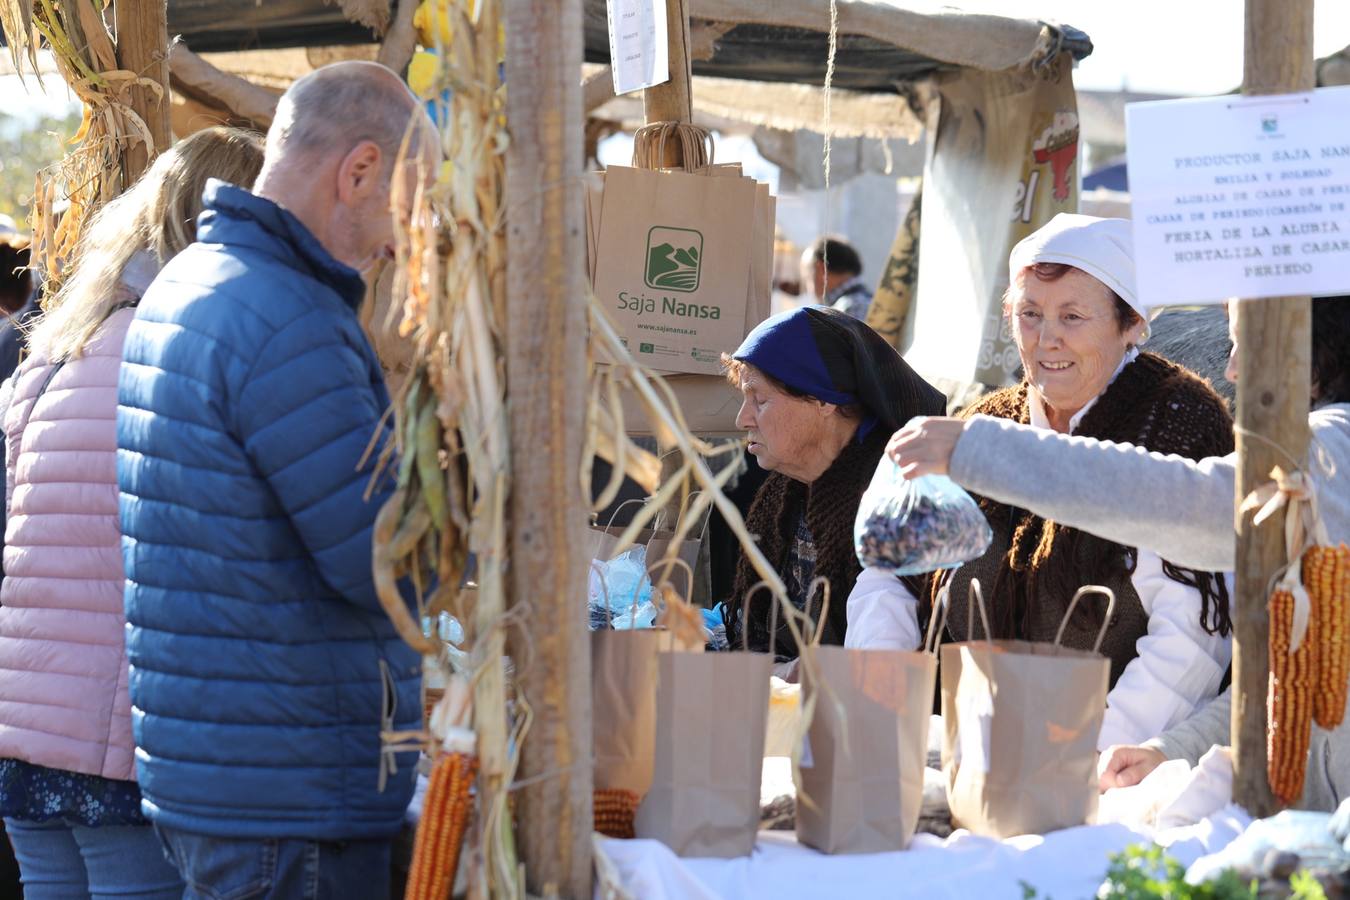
1032,111,1081,202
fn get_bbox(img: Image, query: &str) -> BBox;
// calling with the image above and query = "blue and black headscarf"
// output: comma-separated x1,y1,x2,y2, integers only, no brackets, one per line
725,306,945,656
732,305,945,436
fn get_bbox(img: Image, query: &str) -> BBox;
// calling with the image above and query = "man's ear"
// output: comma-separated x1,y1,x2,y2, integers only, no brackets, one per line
336,140,383,204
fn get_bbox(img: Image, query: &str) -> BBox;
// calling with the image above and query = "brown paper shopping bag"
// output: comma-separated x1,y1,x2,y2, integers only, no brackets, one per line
591,561,705,838
593,166,758,375
636,584,773,857
590,495,709,602
941,581,1115,838
797,582,939,854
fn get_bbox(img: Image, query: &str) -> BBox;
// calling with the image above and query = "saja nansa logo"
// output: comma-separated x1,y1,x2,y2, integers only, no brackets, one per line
645,226,703,292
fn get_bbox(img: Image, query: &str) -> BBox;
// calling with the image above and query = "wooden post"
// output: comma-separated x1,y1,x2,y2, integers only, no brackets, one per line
642,0,692,125
641,0,692,169
503,0,592,896
1231,0,1314,816
115,0,172,183
642,0,694,501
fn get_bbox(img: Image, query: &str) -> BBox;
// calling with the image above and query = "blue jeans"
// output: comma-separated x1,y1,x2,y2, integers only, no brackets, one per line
3,816,184,900
154,826,392,900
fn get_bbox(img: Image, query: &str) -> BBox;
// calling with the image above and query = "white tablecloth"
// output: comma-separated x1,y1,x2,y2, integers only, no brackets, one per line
594,806,1254,900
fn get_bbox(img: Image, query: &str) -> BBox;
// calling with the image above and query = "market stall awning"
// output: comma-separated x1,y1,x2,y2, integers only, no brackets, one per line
151,0,1091,91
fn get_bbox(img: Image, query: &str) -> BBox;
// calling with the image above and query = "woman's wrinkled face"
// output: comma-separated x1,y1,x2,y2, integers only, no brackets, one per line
735,367,831,481
1010,268,1144,422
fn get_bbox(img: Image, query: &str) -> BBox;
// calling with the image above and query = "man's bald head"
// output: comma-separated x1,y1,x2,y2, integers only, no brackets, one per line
265,61,434,173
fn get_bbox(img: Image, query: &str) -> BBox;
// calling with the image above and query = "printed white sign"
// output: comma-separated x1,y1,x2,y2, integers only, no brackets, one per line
1126,86,1350,308
606,0,669,96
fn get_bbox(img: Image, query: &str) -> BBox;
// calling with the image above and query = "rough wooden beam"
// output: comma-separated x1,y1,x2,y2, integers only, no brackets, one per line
1231,0,1314,818
115,0,171,182
170,44,280,129
583,65,613,116
504,0,592,896
376,0,419,76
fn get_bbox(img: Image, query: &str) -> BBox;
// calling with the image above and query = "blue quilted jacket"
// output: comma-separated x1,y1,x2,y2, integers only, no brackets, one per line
117,180,421,840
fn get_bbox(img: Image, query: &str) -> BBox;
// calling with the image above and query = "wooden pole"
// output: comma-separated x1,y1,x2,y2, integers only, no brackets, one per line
642,0,692,125
641,0,692,168
115,0,171,183
503,0,592,896
1231,0,1314,816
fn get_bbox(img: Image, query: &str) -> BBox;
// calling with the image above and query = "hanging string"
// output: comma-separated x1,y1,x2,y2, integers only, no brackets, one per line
820,0,840,275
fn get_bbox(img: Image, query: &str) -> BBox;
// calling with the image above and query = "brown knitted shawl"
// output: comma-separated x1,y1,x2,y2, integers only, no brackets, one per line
726,427,888,656
925,352,1235,654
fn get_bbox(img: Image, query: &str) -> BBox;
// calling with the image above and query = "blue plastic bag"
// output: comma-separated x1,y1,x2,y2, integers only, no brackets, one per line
853,457,992,575
588,545,654,630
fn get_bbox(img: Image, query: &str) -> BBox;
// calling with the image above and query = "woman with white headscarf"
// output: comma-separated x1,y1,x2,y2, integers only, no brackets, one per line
846,214,1235,750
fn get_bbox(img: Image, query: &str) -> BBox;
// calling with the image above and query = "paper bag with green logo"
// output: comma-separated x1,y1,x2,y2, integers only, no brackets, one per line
941,581,1113,838
594,166,758,375
635,584,773,857
796,583,939,854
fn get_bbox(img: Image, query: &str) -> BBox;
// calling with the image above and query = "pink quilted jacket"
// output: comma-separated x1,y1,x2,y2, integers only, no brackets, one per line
0,305,137,781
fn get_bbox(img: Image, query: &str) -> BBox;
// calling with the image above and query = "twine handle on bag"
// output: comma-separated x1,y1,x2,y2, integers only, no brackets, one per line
1053,585,1118,654
648,557,706,649
924,583,951,655
742,580,772,654
680,490,713,542
592,560,615,629
631,121,714,173
648,554,695,607
593,497,647,560
805,575,833,649
966,578,994,645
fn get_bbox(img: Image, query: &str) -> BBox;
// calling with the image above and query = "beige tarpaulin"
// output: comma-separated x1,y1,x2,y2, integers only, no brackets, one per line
900,53,1080,400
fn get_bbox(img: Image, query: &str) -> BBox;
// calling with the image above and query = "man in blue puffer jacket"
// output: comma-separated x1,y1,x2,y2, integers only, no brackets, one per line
117,61,439,895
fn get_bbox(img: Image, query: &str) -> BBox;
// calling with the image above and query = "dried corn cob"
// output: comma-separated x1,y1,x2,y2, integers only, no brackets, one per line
1269,588,1316,806
593,788,639,839
405,749,478,900
1308,544,1350,730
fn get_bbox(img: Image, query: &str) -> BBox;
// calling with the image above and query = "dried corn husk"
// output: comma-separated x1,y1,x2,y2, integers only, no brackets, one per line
1,0,163,295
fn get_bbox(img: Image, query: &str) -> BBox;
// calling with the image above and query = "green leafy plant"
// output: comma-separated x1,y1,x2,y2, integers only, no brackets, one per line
1019,843,1320,899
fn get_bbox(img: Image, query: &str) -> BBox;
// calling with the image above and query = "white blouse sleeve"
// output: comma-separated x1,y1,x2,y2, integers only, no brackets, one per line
844,566,923,651
1097,550,1231,750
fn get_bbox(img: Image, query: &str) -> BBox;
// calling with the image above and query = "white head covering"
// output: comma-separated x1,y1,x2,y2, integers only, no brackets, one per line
0,214,16,238
1008,214,1145,319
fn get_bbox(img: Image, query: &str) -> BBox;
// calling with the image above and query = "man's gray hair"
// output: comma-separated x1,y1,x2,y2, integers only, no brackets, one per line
267,62,426,172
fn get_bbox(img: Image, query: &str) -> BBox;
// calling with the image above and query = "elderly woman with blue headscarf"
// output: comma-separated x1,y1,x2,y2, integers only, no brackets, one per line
721,305,945,663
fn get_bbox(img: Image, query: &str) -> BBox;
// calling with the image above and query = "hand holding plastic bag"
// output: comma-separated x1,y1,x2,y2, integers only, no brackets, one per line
854,455,992,575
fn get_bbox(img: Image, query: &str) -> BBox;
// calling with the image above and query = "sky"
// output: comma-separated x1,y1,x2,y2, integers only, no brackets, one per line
954,0,1350,96
5,1,1350,118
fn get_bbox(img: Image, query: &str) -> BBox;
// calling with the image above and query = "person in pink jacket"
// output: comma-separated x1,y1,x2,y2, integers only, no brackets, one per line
0,127,262,900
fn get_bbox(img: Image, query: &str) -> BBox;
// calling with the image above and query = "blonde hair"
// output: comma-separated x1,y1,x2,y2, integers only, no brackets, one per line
28,126,264,363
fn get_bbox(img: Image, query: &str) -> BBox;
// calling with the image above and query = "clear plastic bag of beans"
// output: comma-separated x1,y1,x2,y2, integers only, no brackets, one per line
853,457,993,575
